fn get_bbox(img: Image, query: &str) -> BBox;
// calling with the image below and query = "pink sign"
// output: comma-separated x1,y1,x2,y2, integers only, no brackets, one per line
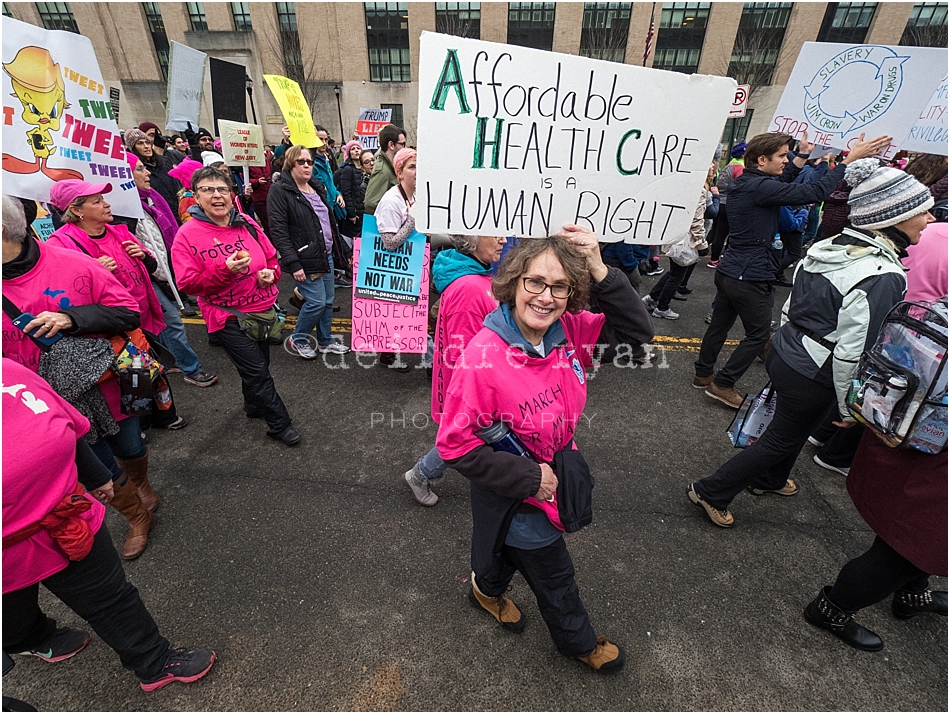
351,237,430,353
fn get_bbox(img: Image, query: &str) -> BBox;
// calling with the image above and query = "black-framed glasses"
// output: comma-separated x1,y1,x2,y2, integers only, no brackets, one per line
196,185,230,196
522,277,573,299
361,158,375,165
295,158,314,166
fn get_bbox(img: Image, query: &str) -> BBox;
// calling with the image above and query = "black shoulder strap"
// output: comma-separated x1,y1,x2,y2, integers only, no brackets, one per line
2,293,50,352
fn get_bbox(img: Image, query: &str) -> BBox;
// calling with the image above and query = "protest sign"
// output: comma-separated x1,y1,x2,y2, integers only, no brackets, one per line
31,201,54,241
352,215,430,353
263,74,320,148
165,40,206,132
901,76,948,155
218,120,266,166
355,215,426,305
1,17,142,218
356,107,392,151
415,32,735,244
770,42,948,158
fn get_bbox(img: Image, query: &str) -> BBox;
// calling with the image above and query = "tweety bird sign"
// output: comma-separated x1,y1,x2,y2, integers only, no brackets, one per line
2,17,142,218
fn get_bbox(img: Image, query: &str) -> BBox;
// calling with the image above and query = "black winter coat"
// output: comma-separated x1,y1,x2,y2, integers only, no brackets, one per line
266,171,337,275
334,161,366,220
140,153,182,225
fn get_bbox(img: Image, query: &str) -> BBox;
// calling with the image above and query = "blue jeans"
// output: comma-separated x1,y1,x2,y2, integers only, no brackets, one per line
293,256,335,347
417,445,446,483
153,283,202,377
89,416,146,481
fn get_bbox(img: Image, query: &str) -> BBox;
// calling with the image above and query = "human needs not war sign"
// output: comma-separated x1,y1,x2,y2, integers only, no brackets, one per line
2,17,142,218
415,32,735,244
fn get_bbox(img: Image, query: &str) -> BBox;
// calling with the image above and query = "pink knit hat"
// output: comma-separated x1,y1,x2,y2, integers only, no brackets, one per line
343,140,362,158
168,157,203,189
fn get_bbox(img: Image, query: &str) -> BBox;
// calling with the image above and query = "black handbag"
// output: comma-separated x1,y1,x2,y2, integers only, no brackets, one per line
553,445,595,533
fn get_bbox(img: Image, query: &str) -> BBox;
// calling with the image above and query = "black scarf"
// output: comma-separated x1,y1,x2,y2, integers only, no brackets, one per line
2,236,40,280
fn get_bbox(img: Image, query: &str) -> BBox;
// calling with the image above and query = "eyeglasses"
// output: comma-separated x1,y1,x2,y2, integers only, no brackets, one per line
361,159,375,165
295,158,314,166
396,141,407,148
196,186,230,196
522,277,573,299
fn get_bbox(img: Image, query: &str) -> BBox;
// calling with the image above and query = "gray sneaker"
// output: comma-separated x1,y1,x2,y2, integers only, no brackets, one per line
319,341,350,355
652,307,680,320
641,294,657,311
404,468,438,506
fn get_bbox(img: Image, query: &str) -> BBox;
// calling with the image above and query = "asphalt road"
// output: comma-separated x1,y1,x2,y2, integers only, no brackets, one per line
5,262,947,712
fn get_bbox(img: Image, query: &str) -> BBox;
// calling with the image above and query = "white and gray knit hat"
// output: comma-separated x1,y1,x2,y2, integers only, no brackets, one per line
845,158,934,230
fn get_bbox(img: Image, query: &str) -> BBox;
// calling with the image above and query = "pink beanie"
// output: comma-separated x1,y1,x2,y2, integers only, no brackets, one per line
168,157,204,189
343,140,362,158
393,147,416,176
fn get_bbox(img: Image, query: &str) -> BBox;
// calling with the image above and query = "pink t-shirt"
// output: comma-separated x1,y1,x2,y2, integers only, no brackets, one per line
904,222,948,303
2,241,142,419
46,223,166,335
436,310,605,528
170,214,281,333
432,273,497,422
2,358,106,593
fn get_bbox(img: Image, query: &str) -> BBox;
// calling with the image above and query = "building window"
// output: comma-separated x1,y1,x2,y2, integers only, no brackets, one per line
435,2,480,39
365,2,411,82
507,2,556,51
901,2,948,46
2,4,12,17
653,2,710,74
817,2,878,44
728,2,792,87
722,110,754,155
36,2,79,33
186,2,208,32
580,3,631,63
142,2,170,81
231,2,252,31
276,2,303,78
381,103,404,128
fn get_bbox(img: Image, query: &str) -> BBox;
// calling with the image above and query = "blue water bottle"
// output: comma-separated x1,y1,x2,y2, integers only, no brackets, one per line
477,421,534,460
771,232,783,251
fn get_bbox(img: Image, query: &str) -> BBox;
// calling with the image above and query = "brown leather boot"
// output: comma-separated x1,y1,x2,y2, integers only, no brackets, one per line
116,448,159,513
577,636,626,673
109,477,154,559
467,572,526,632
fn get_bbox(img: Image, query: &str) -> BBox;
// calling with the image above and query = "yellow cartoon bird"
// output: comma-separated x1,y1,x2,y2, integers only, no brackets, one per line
3,45,80,180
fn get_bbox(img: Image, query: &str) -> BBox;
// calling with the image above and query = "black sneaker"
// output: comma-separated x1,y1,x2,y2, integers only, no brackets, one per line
182,371,218,388
677,286,693,295
160,416,188,430
18,627,90,662
267,426,301,446
138,647,216,692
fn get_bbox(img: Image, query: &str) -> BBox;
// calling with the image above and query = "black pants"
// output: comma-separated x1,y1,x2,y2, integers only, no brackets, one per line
695,350,835,510
649,260,692,311
216,319,292,434
811,402,864,469
477,538,598,658
828,536,930,613
695,272,774,389
678,262,697,290
2,526,169,679
709,210,730,261
777,231,803,276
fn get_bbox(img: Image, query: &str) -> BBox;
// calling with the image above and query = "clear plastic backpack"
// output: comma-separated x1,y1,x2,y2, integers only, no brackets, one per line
847,298,948,453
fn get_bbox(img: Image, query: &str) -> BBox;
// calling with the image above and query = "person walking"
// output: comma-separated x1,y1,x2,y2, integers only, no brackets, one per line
171,167,300,446
687,158,935,528
267,145,349,359
692,131,892,409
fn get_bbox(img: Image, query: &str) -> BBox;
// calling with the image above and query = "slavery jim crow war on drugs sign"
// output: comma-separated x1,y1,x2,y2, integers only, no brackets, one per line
414,31,735,244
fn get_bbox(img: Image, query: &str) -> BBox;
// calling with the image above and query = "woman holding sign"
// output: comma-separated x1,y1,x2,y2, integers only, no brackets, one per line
375,147,418,371
436,229,653,673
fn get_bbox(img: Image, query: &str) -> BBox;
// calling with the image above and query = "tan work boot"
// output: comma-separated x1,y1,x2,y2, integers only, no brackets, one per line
116,447,158,513
468,572,526,632
705,382,744,409
109,477,155,559
577,636,626,673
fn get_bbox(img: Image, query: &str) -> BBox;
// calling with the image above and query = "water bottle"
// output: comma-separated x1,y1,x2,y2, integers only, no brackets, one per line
131,355,143,389
153,374,172,410
771,232,783,251
477,421,534,460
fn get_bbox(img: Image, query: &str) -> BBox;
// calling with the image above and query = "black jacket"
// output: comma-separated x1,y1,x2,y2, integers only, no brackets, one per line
266,171,337,275
334,160,366,220
721,162,846,282
140,152,183,225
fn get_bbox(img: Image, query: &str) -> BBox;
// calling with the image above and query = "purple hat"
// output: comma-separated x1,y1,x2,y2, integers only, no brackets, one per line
49,179,113,211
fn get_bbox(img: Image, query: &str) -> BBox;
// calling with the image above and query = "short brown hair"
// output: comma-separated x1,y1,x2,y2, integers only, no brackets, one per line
492,236,590,315
378,124,406,153
905,154,949,187
283,144,311,169
744,133,793,168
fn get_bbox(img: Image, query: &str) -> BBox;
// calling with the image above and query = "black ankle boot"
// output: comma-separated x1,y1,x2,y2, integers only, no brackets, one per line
892,589,949,620
804,586,883,651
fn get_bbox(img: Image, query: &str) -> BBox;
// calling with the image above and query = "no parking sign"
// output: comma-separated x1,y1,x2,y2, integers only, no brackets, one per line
729,85,750,118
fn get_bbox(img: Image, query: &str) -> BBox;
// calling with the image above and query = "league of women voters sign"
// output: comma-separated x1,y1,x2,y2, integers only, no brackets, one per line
2,17,142,218
415,32,735,244
769,42,948,158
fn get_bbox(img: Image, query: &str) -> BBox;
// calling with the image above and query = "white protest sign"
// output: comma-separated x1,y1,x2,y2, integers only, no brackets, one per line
165,40,207,132
769,42,948,158
1,17,142,218
218,120,266,166
901,76,948,155
416,33,735,244
356,107,392,151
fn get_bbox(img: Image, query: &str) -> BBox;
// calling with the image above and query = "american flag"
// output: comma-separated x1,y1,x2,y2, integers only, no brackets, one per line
643,2,656,66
